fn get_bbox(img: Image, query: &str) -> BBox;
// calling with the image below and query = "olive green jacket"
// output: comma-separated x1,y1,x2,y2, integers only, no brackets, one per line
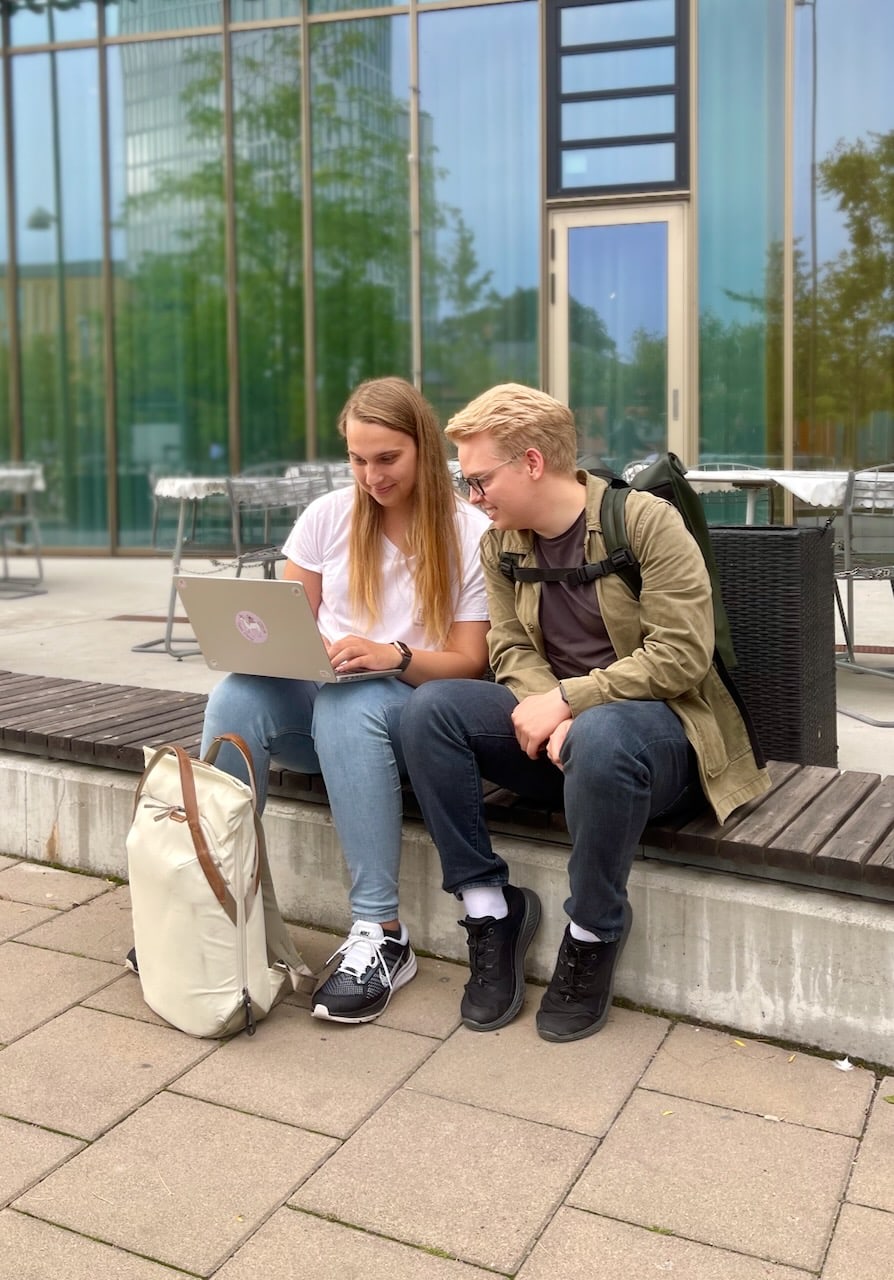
481,471,770,824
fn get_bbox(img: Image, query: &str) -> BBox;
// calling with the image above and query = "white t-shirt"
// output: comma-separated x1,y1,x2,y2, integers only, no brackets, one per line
280,485,490,649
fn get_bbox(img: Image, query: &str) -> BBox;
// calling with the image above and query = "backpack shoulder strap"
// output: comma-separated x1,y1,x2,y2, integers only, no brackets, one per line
599,483,642,599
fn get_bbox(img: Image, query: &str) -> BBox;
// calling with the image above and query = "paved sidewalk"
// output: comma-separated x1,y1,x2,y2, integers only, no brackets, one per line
1,856,892,1279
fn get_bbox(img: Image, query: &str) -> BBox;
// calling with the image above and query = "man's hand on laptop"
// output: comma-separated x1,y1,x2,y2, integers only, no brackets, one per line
326,634,405,674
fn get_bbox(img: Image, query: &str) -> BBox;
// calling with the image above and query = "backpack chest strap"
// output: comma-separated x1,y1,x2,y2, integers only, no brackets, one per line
498,547,638,586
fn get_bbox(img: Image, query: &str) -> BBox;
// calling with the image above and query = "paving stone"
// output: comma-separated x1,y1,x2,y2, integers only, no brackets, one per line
0,1211,184,1280
283,931,465,1039
217,1207,501,1279
0,941,120,1042
822,1202,894,1279
83,973,170,1026
0,1117,82,1208
408,1005,668,1135
567,1088,856,1270
0,1006,214,1139
0,862,115,909
371,954,466,1039
641,1022,875,1135
847,1077,894,1212
292,1088,593,1273
18,884,134,963
516,1206,810,1279
14,1091,336,1278
171,1002,438,1138
0,897,57,941
0,857,16,870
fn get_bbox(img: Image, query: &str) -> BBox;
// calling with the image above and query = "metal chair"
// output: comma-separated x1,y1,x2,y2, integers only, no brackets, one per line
226,474,320,578
0,464,46,596
834,464,894,682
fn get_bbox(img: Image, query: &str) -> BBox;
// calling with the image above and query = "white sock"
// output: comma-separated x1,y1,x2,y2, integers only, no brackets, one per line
461,886,508,921
570,921,601,944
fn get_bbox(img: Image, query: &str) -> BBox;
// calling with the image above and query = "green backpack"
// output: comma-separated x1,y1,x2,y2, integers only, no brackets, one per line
498,451,738,671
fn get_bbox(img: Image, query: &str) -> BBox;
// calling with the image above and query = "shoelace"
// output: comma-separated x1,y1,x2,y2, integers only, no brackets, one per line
325,928,395,989
553,941,601,1001
460,919,498,986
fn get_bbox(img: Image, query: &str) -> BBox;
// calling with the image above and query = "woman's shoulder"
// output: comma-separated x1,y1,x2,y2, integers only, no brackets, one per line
301,483,355,528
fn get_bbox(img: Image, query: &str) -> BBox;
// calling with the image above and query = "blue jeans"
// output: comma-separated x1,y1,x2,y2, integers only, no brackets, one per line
400,680,704,940
201,674,413,923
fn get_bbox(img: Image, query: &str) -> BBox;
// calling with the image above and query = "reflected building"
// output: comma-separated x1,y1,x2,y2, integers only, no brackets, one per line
0,0,891,549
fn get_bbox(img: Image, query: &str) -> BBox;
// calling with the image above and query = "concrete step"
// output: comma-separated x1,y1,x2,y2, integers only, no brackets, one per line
2,749,892,1068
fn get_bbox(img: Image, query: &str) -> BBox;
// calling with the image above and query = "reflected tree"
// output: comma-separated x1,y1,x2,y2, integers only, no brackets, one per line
701,128,894,467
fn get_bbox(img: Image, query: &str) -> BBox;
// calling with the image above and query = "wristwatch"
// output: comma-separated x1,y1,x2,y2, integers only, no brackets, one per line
392,640,412,672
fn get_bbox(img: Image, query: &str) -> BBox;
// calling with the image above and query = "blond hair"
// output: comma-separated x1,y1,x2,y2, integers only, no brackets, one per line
337,377,462,647
445,383,578,473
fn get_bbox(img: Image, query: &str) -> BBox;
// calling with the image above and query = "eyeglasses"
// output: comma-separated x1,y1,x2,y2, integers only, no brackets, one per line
460,457,516,498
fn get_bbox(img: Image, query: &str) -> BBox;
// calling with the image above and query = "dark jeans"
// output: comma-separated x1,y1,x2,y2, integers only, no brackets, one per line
400,679,704,940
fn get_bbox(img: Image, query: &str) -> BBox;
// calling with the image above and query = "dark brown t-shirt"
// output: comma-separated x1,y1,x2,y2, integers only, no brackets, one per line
534,510,617,679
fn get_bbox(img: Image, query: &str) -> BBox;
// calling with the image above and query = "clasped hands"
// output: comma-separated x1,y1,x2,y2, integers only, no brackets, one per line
511,687,572,769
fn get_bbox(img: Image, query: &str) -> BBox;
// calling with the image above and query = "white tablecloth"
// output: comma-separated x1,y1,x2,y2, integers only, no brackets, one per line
0,465,46,495
686,468,894,510
152,476,229,501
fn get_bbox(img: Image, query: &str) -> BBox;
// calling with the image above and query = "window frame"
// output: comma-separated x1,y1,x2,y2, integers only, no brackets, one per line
546,0,690,199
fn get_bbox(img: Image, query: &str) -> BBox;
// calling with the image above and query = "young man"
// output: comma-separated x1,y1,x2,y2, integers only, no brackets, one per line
401,384,769,1043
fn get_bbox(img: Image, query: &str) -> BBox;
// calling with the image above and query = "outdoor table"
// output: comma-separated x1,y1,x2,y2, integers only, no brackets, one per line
132,475,231,658
684,468,854,524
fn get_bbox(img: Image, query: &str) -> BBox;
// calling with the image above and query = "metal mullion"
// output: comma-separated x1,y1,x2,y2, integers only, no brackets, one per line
782,0,795,490
97,5,117,551
222,2,241,474
562,132,676,150
300,0,316,459
102,26,223,47
409,0,422,389
539,0,550,388
2,13,24,463
564,37,675,56
6,39,95,54
562,85,677,103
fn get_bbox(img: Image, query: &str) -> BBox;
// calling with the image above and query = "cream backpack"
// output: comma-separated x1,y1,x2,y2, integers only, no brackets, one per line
126,734,312,1038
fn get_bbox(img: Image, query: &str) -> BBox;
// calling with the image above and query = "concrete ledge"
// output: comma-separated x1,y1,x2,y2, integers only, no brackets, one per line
2,749,892,1067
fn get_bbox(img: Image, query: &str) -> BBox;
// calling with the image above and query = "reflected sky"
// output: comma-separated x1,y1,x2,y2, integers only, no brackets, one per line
13,50,102,266
793,0,893,261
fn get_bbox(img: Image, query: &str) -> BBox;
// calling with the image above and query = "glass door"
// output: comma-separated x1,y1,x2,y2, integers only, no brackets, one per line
549,204,688,475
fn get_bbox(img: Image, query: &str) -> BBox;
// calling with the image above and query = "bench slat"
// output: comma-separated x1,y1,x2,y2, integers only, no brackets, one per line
670,761,800,856
767,771,882,867
719,765,840,867
812,775,894,880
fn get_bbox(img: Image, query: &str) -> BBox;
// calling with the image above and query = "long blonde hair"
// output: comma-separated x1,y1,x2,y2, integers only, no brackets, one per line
337,377,463,647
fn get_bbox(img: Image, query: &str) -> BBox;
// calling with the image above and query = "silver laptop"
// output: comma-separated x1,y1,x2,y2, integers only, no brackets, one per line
175,575,400,683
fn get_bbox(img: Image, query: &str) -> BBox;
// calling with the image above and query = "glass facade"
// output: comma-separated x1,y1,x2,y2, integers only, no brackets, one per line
0,0,891,551
418,2,539,422
793,0,894,468
14,46,105,545
697,0,785,466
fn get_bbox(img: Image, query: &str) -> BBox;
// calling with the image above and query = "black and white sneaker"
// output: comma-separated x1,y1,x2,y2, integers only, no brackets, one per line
124,947,139,975
311,921,417,1023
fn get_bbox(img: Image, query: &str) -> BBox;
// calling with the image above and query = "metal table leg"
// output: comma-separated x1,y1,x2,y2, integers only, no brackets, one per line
131,497,201,659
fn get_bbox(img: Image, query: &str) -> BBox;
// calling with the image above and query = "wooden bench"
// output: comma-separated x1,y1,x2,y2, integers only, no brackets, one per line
1,669,893,903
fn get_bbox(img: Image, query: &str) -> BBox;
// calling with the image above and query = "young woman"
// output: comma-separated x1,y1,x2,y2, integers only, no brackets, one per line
200,377,491,1022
